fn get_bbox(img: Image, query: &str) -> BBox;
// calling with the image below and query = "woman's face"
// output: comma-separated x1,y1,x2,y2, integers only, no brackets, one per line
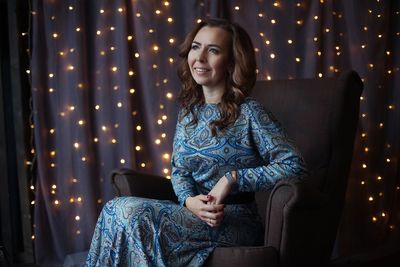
187,26,231,91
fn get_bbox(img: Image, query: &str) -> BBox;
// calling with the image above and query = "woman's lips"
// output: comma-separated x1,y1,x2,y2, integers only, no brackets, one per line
194,67,210,74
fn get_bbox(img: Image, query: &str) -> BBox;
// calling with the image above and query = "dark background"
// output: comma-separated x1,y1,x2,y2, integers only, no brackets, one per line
1,0,399,266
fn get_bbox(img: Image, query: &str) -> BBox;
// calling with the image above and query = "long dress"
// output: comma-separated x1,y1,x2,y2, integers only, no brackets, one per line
85,97,308,267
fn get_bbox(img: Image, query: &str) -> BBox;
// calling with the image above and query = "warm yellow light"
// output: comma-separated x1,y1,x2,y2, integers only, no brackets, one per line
52,33,58,38
118,8,123,12
271,19,276,24
153,45,159,51
166,92,173,99
117,102,122,107
163,168,169,174
136,125,142,131
163,153,170,160
368,196,373,201
75,216,80,221
362,163,367,168
54,200,59,205
93,137,98,142
295,57,300,62
111,139,117,144
135,146,141,151
96,30,101,35
270,53,275,59
130,88,136,94
127,35,133,41
95,105,100,110
102,126,107,131
141,163,146,168
112,66,118,72
377,176,382,180
167,17,173,23
161,133,167,138
234,6,240,10
74,142,80,149
76,28,80,32
155,139,161,145
100,9,104,13
78,120,85,125
169,38,175,44
120,159,125,164
372,216,377,222
288,39,293,44
155,9,161,15
164,1,170,6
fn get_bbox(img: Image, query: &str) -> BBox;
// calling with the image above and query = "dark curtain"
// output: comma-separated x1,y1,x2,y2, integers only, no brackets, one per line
30,0,399,266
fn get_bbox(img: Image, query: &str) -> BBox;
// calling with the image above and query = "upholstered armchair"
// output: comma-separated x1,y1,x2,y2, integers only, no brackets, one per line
111,70,363,267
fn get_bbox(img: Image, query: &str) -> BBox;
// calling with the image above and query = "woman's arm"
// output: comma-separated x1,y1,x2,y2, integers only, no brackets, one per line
170,115,198,206
234,100,308,192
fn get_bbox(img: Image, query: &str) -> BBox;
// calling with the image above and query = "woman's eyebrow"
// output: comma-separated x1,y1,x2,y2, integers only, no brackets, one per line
192,41,222,49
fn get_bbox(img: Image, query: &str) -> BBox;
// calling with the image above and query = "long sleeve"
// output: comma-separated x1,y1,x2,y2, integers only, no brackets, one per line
170,113,198,206
235,101,308,192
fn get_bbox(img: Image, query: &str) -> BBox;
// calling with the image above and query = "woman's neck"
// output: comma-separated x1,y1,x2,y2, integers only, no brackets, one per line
202,85,224,104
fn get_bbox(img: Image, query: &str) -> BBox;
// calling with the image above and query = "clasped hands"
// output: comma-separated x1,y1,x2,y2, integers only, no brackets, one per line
185,171,236,227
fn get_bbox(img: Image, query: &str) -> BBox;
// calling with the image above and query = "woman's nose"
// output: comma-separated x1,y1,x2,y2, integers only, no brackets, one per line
196,50,206,62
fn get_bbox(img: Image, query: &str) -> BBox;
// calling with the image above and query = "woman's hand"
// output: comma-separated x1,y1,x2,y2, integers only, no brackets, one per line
207,171,237,205
185,195,225,227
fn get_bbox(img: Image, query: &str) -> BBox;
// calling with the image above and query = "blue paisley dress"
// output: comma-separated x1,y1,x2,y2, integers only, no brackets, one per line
86,97,308,266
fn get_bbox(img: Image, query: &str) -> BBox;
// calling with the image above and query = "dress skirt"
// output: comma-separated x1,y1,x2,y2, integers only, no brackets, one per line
85,196,263,267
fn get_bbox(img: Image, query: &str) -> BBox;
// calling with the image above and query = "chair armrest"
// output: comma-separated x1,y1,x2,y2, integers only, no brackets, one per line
111,168,178,203
265,176,331,267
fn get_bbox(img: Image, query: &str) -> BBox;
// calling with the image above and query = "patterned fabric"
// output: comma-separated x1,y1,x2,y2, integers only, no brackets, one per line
86,97,308,266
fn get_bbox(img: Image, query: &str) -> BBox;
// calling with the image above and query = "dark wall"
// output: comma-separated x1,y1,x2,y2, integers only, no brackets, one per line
0,0,34,264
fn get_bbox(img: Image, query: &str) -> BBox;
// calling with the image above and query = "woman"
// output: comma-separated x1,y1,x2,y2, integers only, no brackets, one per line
86,18,308,266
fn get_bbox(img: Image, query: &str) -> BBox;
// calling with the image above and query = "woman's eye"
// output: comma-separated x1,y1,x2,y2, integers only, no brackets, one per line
209,48,219,54
191,44,199,50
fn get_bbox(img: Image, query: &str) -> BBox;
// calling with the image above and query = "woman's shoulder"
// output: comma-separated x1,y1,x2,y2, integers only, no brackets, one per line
240,97,267,113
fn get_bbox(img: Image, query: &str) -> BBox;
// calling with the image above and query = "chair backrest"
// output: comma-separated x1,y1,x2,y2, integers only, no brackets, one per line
251,71,363,222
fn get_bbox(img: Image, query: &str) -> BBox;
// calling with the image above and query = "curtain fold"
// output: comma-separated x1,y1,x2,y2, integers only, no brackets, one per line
30,0,399,265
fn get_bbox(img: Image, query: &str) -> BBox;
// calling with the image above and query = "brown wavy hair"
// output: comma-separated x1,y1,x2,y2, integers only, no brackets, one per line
177,18,257,136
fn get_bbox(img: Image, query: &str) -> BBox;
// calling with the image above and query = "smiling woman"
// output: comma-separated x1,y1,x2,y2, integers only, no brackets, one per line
187,26,231,102
86,18,308,267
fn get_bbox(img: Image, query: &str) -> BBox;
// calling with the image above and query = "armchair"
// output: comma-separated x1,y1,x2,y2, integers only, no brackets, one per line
111,70,363,267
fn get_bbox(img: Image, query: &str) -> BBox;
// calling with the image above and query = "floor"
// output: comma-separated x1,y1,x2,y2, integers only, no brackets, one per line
5,249,400,267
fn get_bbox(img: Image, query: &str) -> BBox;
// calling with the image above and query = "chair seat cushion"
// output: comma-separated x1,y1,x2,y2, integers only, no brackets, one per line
205,246,279,267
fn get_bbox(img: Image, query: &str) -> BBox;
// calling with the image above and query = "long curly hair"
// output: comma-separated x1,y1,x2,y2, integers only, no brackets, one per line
177,18,257,136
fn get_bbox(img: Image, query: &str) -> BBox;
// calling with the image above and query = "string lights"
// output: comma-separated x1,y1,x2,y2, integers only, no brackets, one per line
26,0,398,252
